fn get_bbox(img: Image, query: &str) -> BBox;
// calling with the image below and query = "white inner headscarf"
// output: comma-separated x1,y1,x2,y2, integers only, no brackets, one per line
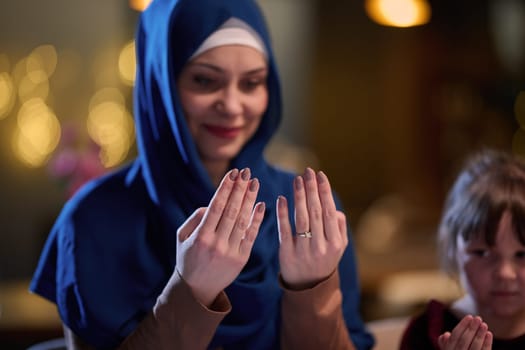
190,17,268,60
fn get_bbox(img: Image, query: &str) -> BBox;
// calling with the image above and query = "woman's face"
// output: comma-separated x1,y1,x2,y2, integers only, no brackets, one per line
456,211,525,322
177,45,268,169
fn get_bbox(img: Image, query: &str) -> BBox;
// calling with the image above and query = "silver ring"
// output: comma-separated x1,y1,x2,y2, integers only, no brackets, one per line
297,231,312,238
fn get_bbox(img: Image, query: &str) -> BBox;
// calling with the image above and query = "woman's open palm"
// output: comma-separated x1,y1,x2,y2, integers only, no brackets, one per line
176,168,265,306
276,168,348,290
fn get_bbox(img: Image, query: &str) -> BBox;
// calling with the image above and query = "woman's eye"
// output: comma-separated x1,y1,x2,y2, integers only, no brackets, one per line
193,75,213,86
242,78,265,91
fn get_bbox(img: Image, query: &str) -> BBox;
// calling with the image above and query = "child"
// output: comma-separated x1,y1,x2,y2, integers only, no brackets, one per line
400,149,525,349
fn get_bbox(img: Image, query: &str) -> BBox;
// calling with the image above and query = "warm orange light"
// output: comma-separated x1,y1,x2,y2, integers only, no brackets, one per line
129,0,152,12
365,0,431,28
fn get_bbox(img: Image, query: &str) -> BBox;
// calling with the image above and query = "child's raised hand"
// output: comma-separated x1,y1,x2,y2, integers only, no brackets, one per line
175,168,265,307
438,315,493,350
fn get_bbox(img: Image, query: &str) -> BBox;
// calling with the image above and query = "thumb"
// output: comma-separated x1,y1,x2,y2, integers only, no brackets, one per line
177,207,206,242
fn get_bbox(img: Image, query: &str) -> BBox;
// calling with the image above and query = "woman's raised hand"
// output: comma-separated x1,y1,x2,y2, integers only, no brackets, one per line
438,315,493,350
175,168,265,307
276,168,348,290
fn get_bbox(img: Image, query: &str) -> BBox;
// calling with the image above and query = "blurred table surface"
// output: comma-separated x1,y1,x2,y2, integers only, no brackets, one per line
0,279,62,348
357,237,463,321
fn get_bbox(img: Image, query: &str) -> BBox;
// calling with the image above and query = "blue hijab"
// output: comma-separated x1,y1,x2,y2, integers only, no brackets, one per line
30,0,373,349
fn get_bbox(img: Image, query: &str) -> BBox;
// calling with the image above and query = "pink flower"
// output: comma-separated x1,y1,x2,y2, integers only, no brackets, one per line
47,123,108,198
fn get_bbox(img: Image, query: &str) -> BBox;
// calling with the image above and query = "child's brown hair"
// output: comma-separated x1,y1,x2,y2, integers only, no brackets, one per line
438,149,525,275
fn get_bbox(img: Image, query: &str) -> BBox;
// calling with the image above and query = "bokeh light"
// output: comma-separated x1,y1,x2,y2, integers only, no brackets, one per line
365,0,431,27
13,98,61,167
12,57,27,86
118,40,136,86
129,0,153,12
18,70,50,102
87,88,135,168
0,72,16,119
27,45,58,79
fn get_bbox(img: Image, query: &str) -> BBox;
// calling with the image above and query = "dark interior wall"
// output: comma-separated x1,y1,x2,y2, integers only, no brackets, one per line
308,0,522,230
308,1,434,222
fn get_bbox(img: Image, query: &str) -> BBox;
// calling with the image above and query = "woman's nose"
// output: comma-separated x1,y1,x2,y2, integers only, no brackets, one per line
216,86,243,117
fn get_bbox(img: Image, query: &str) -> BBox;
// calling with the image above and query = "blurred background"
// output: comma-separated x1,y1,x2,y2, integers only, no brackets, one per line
1,0,524,348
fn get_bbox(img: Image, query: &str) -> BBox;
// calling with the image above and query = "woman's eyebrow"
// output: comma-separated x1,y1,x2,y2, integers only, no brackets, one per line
189,62,222,72
188,62,267,75
243,67,268,75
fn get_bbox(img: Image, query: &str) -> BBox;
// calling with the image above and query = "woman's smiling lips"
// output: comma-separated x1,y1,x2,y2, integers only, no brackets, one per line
205,125,242,139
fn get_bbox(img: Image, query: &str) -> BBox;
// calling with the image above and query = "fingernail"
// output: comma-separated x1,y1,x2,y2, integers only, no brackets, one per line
230,168,239,180
294,176,302,190
304,167,313,180
317,171,326,184
249,178,259,192
241,168,250,181
278,195,287,208
257,202,266,213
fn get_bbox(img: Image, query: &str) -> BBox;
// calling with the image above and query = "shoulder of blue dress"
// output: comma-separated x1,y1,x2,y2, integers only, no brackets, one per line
59,162,148,224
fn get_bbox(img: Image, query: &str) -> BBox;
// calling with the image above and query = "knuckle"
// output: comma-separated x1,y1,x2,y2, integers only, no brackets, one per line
327,238,345,254
209,242,227,258
224,205,240,220
236,216,248,232
193,235,212,254
210,200,226,215
312,245,327,259
323,207,336,220
318,184,330,195
310,207,322,221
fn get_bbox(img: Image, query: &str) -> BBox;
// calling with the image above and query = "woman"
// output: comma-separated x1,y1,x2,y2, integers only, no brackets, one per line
30,0,374,349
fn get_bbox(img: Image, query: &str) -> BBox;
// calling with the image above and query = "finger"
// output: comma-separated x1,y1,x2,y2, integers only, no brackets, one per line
215,168,251,240
229,178,259,247
292,175,312,251
438,332,451,349
469,320,488,350
303,167,324,245
239,201,265,256
337,211,349,246
316,170,341,244
201,168,238,234
481,331,493,350
293,175,309,234
177,207,206,242
277,195,294,253
447,315,476,349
